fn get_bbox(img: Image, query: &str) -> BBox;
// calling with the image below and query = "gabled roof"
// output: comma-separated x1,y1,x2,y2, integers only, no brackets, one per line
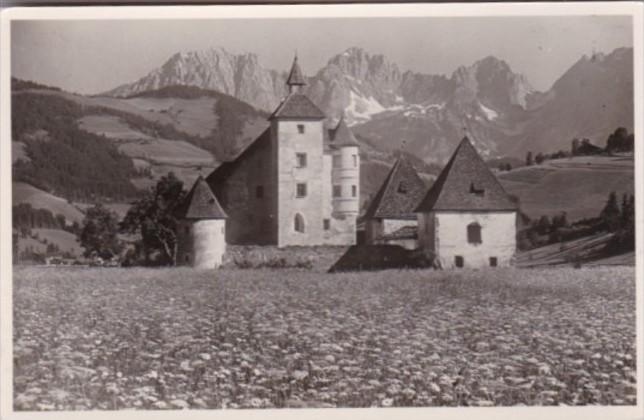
328,115,359,147
175,175,227,219
269,93,326,120
286,55,306,86
364,157,428,220
415,137,518,212
207,128,271,184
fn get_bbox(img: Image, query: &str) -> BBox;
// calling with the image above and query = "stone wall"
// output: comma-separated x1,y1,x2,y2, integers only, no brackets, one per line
176,219,226,269
223,245,350,272
210,132,277,245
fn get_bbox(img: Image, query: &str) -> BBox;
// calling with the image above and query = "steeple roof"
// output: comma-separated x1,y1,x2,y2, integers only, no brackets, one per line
286,55,306,86
329,115,359,147
175,175,227,219
415,137,518,212
364,157,428,220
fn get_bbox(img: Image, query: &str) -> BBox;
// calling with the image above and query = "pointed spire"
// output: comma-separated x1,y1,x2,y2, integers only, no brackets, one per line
286,54,306,93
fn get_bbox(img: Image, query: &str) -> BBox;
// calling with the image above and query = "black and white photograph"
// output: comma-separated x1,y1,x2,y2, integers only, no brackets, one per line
1,3,642,419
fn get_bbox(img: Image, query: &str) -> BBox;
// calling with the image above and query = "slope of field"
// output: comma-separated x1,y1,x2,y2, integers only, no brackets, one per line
16,229,82,257
499,156,634,221
13,266,635,410
13,182,85,224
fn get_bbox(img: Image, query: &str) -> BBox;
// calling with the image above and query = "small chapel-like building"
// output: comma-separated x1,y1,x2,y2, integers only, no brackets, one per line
363,157,428,250
206,55,360,247
415,137,518,269
175,176,228,269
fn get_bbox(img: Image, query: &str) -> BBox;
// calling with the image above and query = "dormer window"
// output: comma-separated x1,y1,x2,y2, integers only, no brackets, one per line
398,182,407,194
470,182,485,196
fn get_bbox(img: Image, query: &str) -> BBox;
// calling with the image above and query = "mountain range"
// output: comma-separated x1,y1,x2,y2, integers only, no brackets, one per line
105,46,634,162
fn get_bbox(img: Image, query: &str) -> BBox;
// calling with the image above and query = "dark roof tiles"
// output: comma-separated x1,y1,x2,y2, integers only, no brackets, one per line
364,157,428,220
175,176,227,219
415,137,518,212
329,116,359,147
269,93,326,120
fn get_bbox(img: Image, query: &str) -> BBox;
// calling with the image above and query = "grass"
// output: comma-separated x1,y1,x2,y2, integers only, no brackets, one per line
499,156,634,220
12,182,84,224
13,266,636,410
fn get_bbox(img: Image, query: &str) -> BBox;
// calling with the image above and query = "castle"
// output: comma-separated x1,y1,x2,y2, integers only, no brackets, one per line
204,55,360,248
175,60,518,270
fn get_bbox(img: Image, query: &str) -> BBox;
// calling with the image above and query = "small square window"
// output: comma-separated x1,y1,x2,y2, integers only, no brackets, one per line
297,124,305,134
333,155,342,168
185,254,190,263
296,153,307,168
296,183,307,198
323,219,331,230
333,185,342,197
184,226,190,235
256,185,264,198
455,255,464,268
489,257,498,267
398,182,407,193
352,185,357,197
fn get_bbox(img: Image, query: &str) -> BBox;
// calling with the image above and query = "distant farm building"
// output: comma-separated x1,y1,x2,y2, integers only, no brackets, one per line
175,176,228,269
206,56,360,247
363,157,427,250
415,137,518,269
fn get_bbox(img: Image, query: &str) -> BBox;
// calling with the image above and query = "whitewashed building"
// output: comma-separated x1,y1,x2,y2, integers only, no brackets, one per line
175,176,228,269
415,137,518,268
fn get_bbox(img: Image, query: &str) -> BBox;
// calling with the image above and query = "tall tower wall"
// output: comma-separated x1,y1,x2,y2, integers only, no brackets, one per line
274,119,326,247
176,219,226,269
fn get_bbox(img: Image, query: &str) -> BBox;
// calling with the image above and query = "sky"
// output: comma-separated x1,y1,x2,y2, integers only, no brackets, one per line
11,16,633,94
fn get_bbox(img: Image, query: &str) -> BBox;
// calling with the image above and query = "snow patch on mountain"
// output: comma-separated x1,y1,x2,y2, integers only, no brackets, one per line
345,90,387,124
479,102,499,121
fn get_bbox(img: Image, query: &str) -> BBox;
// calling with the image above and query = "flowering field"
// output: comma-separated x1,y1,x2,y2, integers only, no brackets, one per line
13,266,636,410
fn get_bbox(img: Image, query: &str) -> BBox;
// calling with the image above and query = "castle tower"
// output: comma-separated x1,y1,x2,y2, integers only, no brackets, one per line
175,176,228,268
269,55,327,247
329,115,360,218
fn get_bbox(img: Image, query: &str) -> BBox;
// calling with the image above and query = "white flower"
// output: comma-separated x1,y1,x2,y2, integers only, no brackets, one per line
381,398,394,407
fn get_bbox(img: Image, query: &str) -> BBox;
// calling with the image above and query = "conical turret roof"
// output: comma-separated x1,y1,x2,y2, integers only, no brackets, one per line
329,115,359,147
415,137,518,212
175,176,227,219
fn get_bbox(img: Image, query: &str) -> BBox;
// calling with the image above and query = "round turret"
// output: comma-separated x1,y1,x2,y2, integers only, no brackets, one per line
330,116,360,217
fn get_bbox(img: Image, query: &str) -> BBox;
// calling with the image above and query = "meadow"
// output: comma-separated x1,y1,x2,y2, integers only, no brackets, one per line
13,266,636,410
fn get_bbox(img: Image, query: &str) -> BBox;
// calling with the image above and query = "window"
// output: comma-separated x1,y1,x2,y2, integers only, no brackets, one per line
221,226,225,234
489,257,498,267
185,254,191,263
333,185,342,197
296,153,307,168
467,222,482,244
184,226,190,235
256,185,264,198
353,154,358,167
455,256,464,268
323,219,331,230
352,185,357,197
296,183,307,198
333,155,342,168
398,181,407,194
297,124,305,134
470,182,485,196
294,213,305,233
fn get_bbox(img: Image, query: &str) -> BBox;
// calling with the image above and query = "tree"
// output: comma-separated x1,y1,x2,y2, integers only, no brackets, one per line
571,138,580,156
600,191,621,232
525,151,533,166
536,215,551,235
535,153,545,165
120,172,186,266
552,212,569,230
79,204,123,259
605,127,633,153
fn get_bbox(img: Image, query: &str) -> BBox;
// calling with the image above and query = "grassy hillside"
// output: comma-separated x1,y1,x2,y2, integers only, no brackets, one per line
499,155,634,221
13,182,84,224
